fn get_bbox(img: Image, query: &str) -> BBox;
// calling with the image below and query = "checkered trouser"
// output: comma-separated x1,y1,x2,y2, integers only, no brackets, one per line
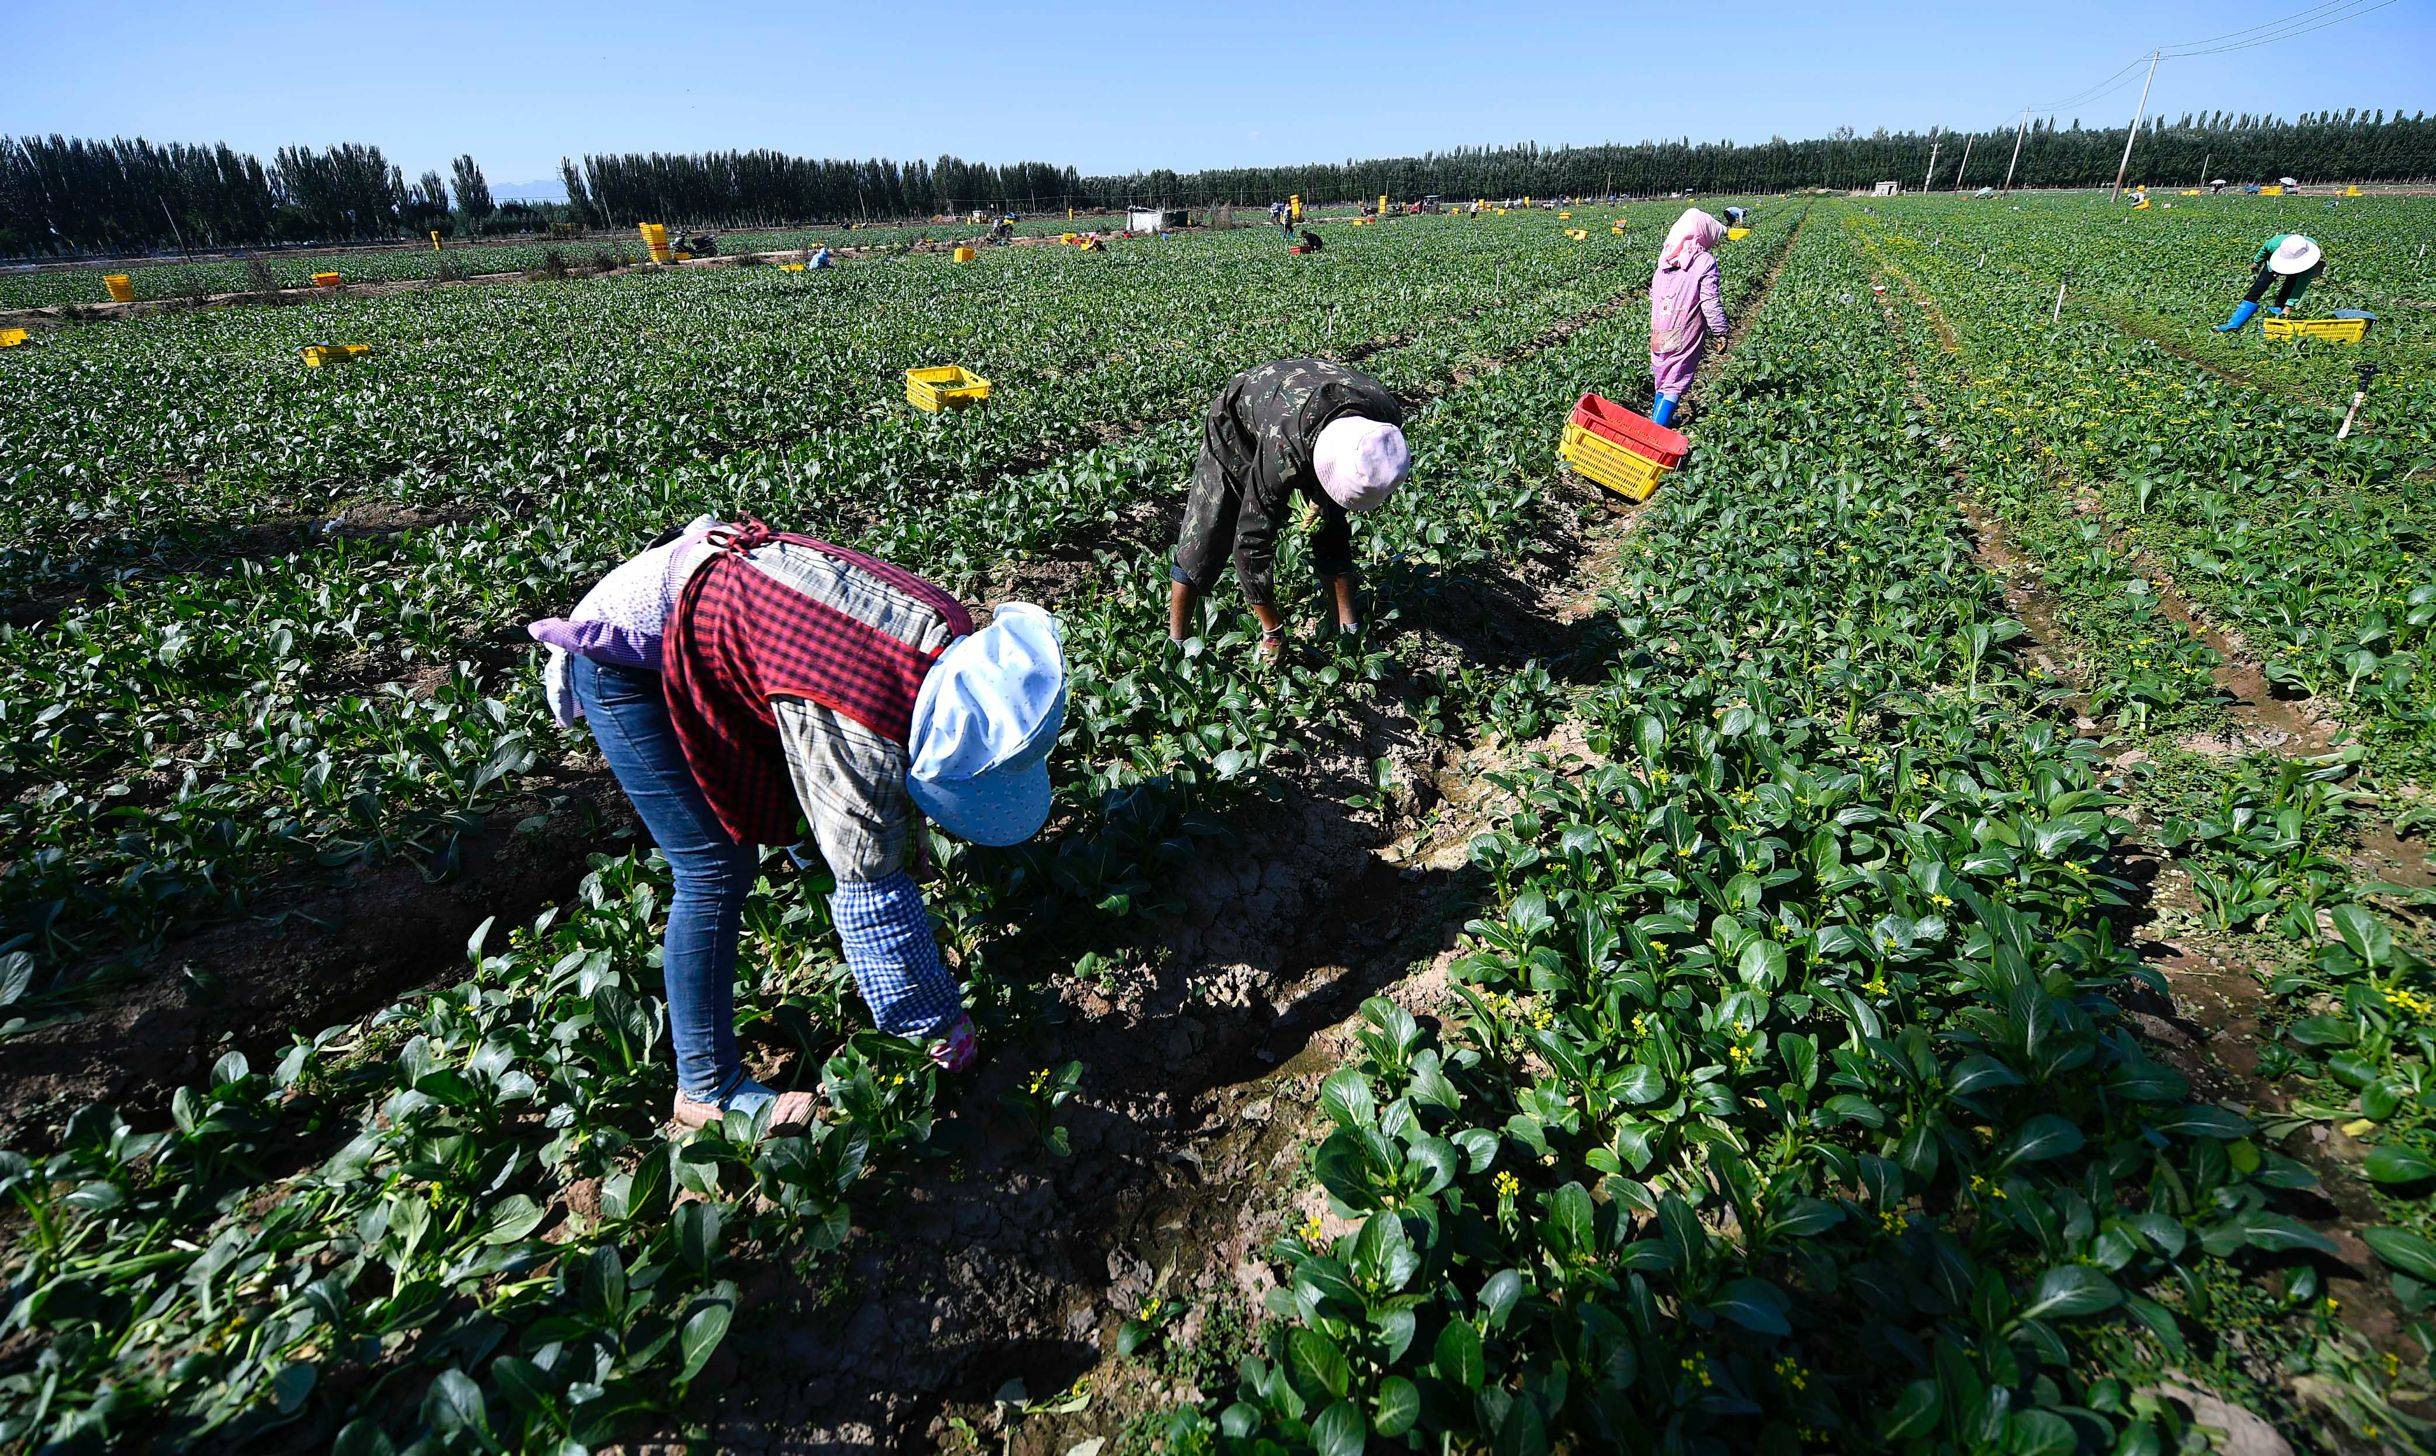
831,871,963,1037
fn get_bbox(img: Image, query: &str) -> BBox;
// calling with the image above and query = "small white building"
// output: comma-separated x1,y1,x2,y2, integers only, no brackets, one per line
1128,206,1189,233
1873,180,1901,197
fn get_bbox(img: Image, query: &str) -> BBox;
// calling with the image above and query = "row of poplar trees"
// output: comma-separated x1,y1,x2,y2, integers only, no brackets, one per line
1094,110,2436,207
0,137,524,256
7,109,2433,257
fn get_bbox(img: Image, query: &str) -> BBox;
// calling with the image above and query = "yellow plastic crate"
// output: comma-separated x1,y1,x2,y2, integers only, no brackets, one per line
312,271,341,287
301,344,372,367
2261,315,2369,343
778,262,806,272
1726,226,1751,240
952,245,977,263
1559,421,1669,502
0,327,27,348
2260,185,2284,196
103,274,133,302
639,222,672,263
906,365,991,411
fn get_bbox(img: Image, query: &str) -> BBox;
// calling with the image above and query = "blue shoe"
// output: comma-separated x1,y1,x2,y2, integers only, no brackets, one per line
2214,300,2260,332
1650,393,1679,426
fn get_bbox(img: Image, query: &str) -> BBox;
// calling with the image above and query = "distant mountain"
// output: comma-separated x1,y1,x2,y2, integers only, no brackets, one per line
490,178,568,204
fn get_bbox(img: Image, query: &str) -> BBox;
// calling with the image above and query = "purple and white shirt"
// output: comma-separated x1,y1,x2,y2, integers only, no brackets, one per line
527,516,718,724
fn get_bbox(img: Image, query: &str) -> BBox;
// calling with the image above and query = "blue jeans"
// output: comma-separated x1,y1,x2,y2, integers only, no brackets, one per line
568,654,758,1102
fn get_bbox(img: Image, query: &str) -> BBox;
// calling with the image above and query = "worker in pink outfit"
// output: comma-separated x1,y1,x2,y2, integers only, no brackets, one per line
1647,209,1729,426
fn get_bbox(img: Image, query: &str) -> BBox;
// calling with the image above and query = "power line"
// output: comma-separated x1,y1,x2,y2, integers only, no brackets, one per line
2163,0,2399,56
2161,0,2368,51
2029,57,2150,115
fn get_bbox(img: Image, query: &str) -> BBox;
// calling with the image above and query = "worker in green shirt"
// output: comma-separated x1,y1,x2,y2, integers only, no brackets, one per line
2215,233,2322,331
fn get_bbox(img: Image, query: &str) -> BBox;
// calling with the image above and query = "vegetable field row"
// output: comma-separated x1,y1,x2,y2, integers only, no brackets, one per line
1159,206,2430,1456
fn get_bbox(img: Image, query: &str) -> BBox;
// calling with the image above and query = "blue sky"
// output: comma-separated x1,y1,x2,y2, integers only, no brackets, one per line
7,1,2431,189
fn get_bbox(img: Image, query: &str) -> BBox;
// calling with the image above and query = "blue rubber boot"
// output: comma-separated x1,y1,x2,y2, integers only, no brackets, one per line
1650,393,1679,426
2213,300,2260,332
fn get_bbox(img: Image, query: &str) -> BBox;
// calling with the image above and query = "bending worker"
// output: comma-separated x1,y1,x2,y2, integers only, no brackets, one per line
1169,359,1412,657
531,519,1067,1131
2217,232,2322,331
1649,208,1729,426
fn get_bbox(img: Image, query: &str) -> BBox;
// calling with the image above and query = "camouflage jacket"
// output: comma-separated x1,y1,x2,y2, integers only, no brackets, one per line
1198,358,1401,580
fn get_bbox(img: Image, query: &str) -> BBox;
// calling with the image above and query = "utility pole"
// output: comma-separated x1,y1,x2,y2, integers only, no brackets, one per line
2198,150,2210,190
2002,108,2030,192
1923,134,1941,194
1953,133,1976,191
2110,50,2161,202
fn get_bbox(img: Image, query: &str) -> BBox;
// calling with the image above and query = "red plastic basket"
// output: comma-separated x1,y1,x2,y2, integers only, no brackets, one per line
1570,392,1688,468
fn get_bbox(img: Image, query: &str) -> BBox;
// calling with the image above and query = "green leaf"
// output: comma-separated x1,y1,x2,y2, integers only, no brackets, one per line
2018,1265,2121,1323
1711,1276,1791,1336
1771,1197,1842,1237
1115,1319,1151,1357
2145,1105,2250,1140
1885,1378,1940,1440
1544,1182,1596,1258
1737,938,1786,988
1372,1375,1420,1437
1319,1069,1377,1129
1289,1328,1352,1400
270,1361,318,1414
674,1198,722,1271
2201,1210,2337,1258
2007,1409,2076,1456
2363,1226,2436,1284
1310,1399,1366,1456
0,952,31,1008
1435,1317,1485,1390
2285,1015,2355,1048
479,1194,546,1245
424,1368,490,1437
332,1420,397,1456
2000,1113,2084,1166
2329,905,2393,969
2366,1146,2436,1185
679,1301,732,1384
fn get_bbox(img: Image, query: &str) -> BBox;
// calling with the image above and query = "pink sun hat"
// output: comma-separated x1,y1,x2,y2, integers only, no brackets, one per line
1312,416,1411,513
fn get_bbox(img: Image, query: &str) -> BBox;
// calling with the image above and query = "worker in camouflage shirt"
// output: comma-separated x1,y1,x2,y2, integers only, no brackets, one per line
1168,359,1412,657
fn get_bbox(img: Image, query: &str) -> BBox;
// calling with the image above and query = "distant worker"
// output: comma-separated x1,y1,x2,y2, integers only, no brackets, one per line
993,215,1015,244
1648,209,1730,426
530,520,1067,1131
1723,205,1749,226
2215,232,2322,331
1168,360,1411,657
807,245,833,269
1298,228,1325,252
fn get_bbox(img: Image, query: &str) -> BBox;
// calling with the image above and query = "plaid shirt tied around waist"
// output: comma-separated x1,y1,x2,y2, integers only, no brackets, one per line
663,520,973,850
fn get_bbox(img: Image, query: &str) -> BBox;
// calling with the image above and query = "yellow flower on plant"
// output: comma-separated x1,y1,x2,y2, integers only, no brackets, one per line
1494,1170,1521,1199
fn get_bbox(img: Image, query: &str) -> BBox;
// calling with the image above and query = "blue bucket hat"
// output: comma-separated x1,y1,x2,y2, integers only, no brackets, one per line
907,603,1067,846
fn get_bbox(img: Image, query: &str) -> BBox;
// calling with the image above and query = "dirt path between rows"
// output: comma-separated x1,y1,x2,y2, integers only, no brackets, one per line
1870,254,2428,1393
